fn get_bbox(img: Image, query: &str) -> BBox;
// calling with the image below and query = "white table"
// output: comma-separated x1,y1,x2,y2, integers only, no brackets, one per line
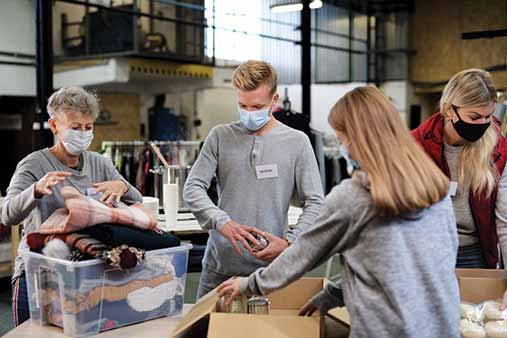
159,206,304,235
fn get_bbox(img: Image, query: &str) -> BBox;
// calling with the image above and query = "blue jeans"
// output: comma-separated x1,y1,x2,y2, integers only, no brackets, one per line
456,243,488,268
196,268,232,300
11,274,30,326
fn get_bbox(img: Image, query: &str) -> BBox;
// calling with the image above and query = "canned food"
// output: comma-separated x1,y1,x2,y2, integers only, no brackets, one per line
247,297,271,315
217,294,247,313
246,232,269,252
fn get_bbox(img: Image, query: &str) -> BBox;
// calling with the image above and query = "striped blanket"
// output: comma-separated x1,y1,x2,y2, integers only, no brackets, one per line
39,186,157,234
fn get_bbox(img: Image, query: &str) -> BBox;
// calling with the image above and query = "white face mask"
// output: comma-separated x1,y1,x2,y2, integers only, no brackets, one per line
59,128,94,155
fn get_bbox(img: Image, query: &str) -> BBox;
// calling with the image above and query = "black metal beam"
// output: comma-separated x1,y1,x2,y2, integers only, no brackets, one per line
366,14,371,82
0,61,35,67
0,51,35,59
301,0,311,118
462,29,507,40
56,0,207,29
35,0,54,149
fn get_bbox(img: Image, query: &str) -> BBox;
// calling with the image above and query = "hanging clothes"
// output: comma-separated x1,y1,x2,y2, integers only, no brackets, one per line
136,146,154,196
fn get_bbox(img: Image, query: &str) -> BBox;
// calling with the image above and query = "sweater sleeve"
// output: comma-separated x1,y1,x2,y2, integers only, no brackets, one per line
286,136,325,243
183,128,231,230
101,155,143,204
239,180,362,296
0,156,41,226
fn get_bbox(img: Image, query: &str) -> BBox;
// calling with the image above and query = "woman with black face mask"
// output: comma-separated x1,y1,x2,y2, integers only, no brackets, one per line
412,68,507,272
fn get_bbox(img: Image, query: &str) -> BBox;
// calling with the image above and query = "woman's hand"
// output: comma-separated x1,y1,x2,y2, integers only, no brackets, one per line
92,180,128,205
299,299,318,316
500,288,507,310
217,277,242,306
35,171,72,198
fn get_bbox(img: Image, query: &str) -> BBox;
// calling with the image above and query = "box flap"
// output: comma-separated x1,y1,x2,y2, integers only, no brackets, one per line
170,290,218,338
207,313,321,338
456,269,507,279
327,307,351,328
268,278,324,310
459,276,507,303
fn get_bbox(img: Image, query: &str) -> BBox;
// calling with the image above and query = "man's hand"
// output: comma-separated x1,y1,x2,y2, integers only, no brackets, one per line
219,221,261,255
92,180,128,205
251,230,289,261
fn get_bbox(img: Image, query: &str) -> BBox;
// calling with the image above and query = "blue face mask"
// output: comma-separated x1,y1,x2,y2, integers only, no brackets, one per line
340,144,360,175
238,101,272,131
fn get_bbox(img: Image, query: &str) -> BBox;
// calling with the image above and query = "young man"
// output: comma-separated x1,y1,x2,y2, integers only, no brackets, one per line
183,60,324,298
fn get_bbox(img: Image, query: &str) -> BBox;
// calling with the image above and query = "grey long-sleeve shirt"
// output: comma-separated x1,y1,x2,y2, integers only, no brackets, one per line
183,121,324,276
444,143,507,265
240,177,460,338
1,148,143,281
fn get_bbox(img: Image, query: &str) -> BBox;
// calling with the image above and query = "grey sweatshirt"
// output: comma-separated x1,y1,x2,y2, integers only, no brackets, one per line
444,143,478,246
444,143,507,266
1,148,143,281
240,177,460,338
183,121,324,276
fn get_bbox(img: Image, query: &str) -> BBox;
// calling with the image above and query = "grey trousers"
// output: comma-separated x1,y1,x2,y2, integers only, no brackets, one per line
196,268,234,300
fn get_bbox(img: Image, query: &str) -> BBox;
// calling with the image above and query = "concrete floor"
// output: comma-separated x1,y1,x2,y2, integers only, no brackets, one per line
0,261,339,336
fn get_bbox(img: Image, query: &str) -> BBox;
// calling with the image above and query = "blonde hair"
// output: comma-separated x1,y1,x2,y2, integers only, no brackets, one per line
47,87,100,120
329,86,450,217
232,60,277,95
439,68,498,196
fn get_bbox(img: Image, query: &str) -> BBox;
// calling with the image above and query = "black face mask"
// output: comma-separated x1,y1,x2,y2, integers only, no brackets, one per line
451,105,490,143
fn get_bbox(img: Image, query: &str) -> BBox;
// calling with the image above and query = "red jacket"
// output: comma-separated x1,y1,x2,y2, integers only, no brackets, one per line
412,113,507,268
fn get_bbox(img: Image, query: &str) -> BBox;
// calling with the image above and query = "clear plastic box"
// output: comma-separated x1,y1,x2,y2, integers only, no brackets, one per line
23,244,192,337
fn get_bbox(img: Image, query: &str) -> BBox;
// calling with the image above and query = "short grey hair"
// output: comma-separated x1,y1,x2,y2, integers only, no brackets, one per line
47,87,100,119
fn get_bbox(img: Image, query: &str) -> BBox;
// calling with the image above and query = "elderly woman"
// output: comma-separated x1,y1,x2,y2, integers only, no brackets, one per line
1,87,142,326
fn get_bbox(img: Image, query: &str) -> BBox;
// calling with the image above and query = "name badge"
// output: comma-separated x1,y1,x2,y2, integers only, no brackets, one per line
256,164,278,180
449,181,458,197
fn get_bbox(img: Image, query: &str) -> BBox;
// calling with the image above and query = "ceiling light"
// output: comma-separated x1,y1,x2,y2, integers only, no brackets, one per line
271,0,323,13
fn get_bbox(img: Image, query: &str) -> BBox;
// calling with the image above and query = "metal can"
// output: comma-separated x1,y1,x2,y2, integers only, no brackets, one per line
247,232,269,252
247,297,271,315
217,294,247,313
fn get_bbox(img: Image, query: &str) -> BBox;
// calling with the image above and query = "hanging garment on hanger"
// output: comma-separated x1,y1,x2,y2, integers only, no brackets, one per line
114,147,122,171
273,107,312,142
136,146,154,196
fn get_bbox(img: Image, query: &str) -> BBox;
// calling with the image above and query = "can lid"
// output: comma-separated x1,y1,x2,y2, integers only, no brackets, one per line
248,297,270,306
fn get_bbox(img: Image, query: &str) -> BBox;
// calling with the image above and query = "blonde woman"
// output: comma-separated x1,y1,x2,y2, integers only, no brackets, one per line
412,69,507,269
218,86,460,338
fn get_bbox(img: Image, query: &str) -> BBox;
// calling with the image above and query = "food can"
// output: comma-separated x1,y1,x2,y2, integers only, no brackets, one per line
217,295,247,313
247,297,271,315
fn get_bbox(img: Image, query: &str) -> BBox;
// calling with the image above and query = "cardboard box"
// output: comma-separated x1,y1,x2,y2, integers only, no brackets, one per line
456,269,507,303
170,278,350,338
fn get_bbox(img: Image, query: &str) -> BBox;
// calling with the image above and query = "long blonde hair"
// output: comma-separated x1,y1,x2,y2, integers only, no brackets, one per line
329,86,450,217
439,68,498,196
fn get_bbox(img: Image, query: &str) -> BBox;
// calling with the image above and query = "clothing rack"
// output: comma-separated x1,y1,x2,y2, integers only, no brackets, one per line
102,140,201,147
101,140,202,196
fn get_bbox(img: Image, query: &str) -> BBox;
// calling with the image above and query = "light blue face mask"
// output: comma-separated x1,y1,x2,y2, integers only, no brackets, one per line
238,100,273,131
340,144,360,175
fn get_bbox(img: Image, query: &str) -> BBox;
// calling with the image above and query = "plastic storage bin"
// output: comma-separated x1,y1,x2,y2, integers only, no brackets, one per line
23,244,192,337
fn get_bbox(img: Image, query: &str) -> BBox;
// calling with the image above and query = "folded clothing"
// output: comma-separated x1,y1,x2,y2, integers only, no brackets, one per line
79,224,180,250
27,232,106,257
39,186,157,234
27,224,180,270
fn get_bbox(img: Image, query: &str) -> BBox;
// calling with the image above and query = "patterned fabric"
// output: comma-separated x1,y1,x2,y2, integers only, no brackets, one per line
27,232,107,257
39,186,157,234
